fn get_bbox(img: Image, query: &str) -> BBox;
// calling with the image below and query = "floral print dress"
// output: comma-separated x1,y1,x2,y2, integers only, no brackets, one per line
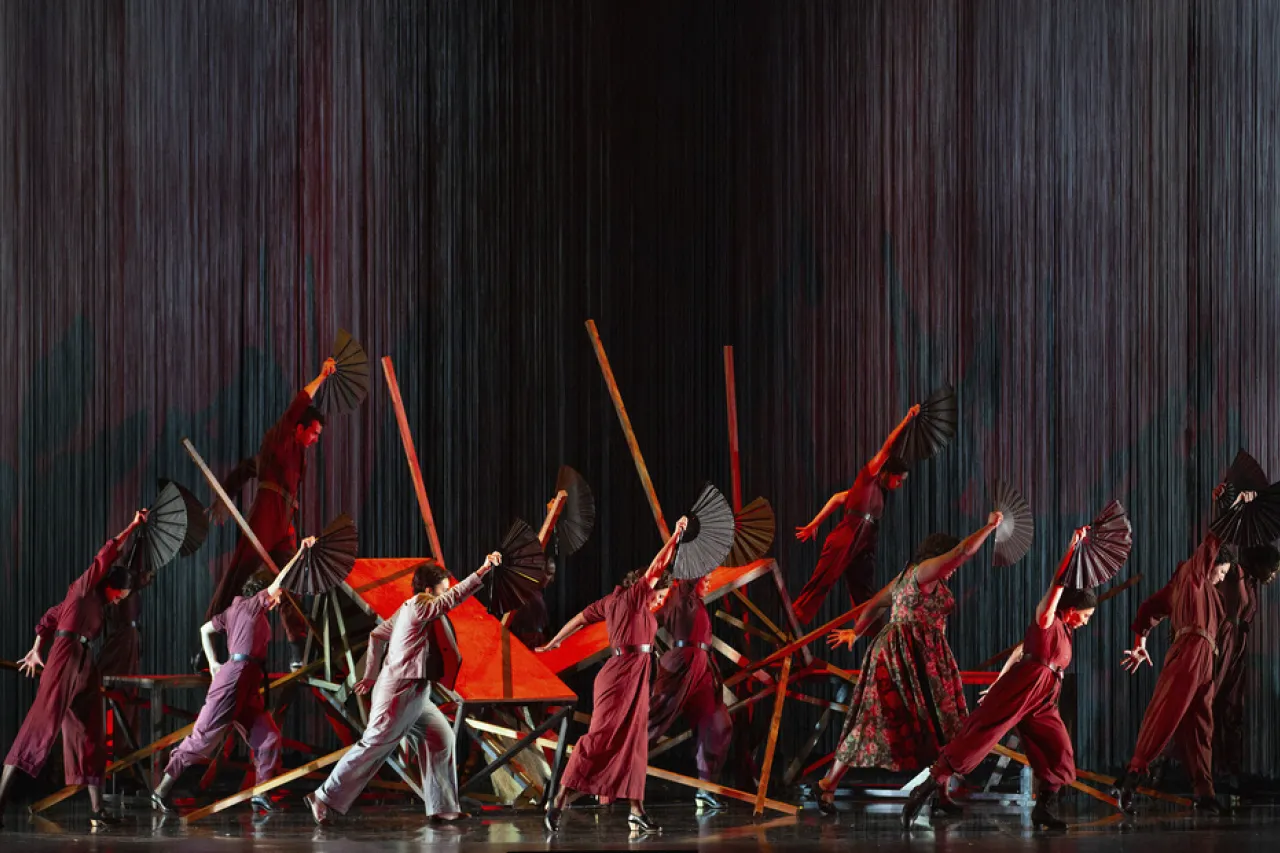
834,565,967,771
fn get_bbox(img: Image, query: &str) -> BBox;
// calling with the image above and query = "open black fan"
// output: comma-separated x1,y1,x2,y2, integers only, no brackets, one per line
724,496,775,567
282,514,359,595
127,482,190,588
1210,480,1280,547
489,518,550,619
553,466,596,555
1061,500,1133,588
672,483,736,580
159,479,210,557
313,329,370,415
892,383,958,465
991,481,1034,567
1215,449,1269,519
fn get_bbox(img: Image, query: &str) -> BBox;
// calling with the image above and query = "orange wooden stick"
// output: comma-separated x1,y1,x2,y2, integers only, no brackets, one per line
381,357,447,569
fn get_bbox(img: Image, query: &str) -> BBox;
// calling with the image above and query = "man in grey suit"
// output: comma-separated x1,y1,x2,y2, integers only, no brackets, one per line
305,552,501,825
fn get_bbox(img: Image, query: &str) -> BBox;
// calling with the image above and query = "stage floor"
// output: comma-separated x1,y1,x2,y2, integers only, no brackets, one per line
3,798,1280,851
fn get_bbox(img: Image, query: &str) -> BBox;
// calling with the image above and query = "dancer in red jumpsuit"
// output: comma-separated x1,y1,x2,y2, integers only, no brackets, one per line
206,357,335,668
648,575,731,812
792,404,918,627
1113,531,1237,814
538,517,687,835
1212,543,1277,790
150,539,313,814
0,510,147,827
902,528,1096,830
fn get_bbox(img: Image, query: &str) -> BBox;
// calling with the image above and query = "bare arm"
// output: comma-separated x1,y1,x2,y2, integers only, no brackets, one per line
303,358,337,399
915,511,1004,590
267,536,316,598
536,612,588,653
865,404,920,477
200,621,222,676
645,517,689,585
796,492,849,541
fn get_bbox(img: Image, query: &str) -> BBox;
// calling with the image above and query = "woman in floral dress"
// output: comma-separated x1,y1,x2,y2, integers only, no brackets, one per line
813,511,1003,814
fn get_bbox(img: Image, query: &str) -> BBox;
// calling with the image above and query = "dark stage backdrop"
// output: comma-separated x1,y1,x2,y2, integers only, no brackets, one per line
2,0,1279,785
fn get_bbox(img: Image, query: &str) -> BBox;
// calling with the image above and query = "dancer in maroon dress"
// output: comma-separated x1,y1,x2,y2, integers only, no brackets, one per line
902,528,1097,830
0,510,147,827
1113,528,1238,814
149,538,313,814
792,404,918,627
537,517,687,835
1212,544,1278,789
206,356,335,669
648,574,732,812
813,512,1003,814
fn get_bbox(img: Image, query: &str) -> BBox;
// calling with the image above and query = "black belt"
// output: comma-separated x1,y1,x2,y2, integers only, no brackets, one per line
854,512,879,526
612,644,653,656
1020,653,1065,679
54,630,89,645
674,641,713,652
230,653,266,667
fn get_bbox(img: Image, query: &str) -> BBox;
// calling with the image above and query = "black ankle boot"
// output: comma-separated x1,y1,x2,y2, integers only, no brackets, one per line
901,777,939,829
1112,770,1140,816
149,790,175,814
815,779,837,816
627,810,661,833
89,809,121,827
1031,790,1067,831
932,782,964,817
543,806,562,833
1193,795,1222,815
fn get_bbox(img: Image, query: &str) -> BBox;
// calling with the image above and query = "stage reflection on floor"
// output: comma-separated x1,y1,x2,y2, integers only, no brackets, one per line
4,797,1280,851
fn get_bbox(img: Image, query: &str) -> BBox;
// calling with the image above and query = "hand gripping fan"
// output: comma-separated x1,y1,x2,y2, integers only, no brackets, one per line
892,383,958,465
488,518,550,619
282,514,359,595
313,329,371,415
672,483,736,580
991,481,1034,567
1061,500,1132,588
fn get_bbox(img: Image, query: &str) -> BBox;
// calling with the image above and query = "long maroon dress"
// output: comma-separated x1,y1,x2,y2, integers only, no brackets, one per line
793,467,885,626
5,537,121,786
933,617,1075,791
559,581,658,801
1213,563,1256,777
648,582,731,781
835,566,966,771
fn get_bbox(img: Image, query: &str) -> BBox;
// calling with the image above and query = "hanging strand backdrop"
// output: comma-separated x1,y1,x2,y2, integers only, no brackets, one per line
2,0,1280,784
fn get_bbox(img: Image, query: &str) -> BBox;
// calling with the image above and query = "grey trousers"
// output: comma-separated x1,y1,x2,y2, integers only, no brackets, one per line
315,678,460,816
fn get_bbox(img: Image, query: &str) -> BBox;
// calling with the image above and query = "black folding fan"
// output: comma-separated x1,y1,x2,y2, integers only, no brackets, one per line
1214,449,1269,520
991,481,1034,567
127,481,190,588
553,465,596,556
159,478,210,557
1061,499,1133,588
672,483,736,580
724,496,776,567
892,383,958,465
489,518,550,619
1210,480,1280,548
313,329,371,415
282,514,360,595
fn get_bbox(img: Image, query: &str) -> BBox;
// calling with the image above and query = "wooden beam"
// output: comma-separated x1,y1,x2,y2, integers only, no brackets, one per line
989,744,1118,807
182,746,353,823
380,356,446,568
584,319,668,541
754,654,792,815
538,491,567,548
182,439,317,637
1067,763,1193,807
723,585,889,689
465,719,797,815
731,589,788,642
723,346,742,514
715,609,784,645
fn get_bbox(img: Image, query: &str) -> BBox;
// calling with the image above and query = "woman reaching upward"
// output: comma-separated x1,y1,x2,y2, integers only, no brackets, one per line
813,511,1003,814
792,404,918,627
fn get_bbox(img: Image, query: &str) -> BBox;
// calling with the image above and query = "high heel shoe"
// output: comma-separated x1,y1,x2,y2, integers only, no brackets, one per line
815,779,837,816
543,806,562,833
627,811,661,833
